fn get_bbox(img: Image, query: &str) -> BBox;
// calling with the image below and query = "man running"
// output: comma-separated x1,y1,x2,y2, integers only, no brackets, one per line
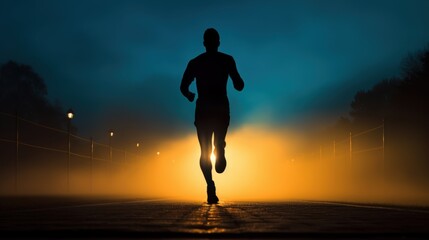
180,28,244,204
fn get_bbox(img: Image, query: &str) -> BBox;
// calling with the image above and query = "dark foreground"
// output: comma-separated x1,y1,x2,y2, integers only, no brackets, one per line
1,196,429,239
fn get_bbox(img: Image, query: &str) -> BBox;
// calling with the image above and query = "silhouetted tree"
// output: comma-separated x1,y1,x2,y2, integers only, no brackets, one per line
349,47,429,128
349,78,400,131
0,61,80,191
394,49,429,127
0,61,66,128
346,46,429,182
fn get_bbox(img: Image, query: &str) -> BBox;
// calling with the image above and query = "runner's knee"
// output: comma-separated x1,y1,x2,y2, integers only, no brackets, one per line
200,157,212,170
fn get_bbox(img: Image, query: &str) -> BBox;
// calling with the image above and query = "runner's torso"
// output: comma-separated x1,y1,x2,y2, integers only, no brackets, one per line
190,52,233,103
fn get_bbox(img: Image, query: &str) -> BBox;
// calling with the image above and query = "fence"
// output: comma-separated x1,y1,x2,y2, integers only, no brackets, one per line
317,121,385,188
0,112,140,194
1,110,388,195
331,122,384,166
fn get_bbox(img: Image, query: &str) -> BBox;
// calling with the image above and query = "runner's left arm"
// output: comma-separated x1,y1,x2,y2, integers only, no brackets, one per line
229,57,244,91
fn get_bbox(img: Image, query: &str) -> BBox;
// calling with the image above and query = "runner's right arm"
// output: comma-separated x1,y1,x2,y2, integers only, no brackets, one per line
180,60,196,102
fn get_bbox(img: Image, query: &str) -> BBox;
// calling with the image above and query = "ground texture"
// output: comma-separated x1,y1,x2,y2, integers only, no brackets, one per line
1,197,429,239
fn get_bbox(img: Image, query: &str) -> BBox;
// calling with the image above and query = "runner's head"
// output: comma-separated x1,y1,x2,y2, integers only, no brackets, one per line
203,28,220,52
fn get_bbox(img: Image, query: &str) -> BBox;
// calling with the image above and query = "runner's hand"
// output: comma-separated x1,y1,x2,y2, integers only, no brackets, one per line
186,92,195,102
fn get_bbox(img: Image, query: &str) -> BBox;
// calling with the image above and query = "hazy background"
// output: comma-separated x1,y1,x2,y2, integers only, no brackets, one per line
1,0,429,204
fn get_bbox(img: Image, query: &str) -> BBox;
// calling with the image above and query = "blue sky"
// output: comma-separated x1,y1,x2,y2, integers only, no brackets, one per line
1,0,429,145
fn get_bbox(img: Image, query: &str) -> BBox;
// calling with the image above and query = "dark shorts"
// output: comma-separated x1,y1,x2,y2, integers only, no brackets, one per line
194,98,230,130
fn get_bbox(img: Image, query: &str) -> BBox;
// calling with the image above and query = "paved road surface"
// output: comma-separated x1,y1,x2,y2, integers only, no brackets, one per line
1,196,429,239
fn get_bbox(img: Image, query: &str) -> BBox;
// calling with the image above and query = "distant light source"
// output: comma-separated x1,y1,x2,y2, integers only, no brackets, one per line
67,108,74,119
157,151,160,156
210,151,216,165
66,108,74,192
109,129,114,162
136,143,140,148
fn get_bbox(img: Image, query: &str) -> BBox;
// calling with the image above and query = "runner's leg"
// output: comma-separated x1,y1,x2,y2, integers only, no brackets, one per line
197,125,213,185
214,113,229,173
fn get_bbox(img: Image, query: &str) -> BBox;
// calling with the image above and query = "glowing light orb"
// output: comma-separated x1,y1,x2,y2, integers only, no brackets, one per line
210,151,216,165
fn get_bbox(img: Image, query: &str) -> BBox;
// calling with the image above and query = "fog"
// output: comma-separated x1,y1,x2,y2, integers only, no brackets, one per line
2,124,428,206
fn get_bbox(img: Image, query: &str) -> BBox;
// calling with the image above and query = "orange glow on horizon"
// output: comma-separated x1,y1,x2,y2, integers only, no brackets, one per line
132,124,305,201
129,124,429,205
16,124,427,206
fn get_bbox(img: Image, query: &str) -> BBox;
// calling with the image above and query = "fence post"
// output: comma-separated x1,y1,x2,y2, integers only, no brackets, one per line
67,120,71,193
109,145,112,162
109,130,113,162
90,137,94,193
349,132,352,169
382,120,385,172
15,113,19,193
382,119,385,191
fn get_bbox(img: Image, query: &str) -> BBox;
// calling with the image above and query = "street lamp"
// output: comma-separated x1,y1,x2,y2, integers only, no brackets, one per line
109,129,114,162
66,108,74,192
67,109,74,120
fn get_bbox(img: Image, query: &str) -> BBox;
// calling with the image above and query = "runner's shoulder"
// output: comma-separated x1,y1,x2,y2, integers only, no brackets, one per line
217,52,234,61
192,52,234,61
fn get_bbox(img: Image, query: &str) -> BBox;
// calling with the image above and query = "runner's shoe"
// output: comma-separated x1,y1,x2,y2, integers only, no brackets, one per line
215,148,227,173
207,183,219,204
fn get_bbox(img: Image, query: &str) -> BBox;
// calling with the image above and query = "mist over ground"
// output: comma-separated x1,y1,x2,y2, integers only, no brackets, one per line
2,123,428,206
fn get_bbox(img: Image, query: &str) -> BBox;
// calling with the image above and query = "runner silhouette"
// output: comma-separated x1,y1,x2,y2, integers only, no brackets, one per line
180,28,244,204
